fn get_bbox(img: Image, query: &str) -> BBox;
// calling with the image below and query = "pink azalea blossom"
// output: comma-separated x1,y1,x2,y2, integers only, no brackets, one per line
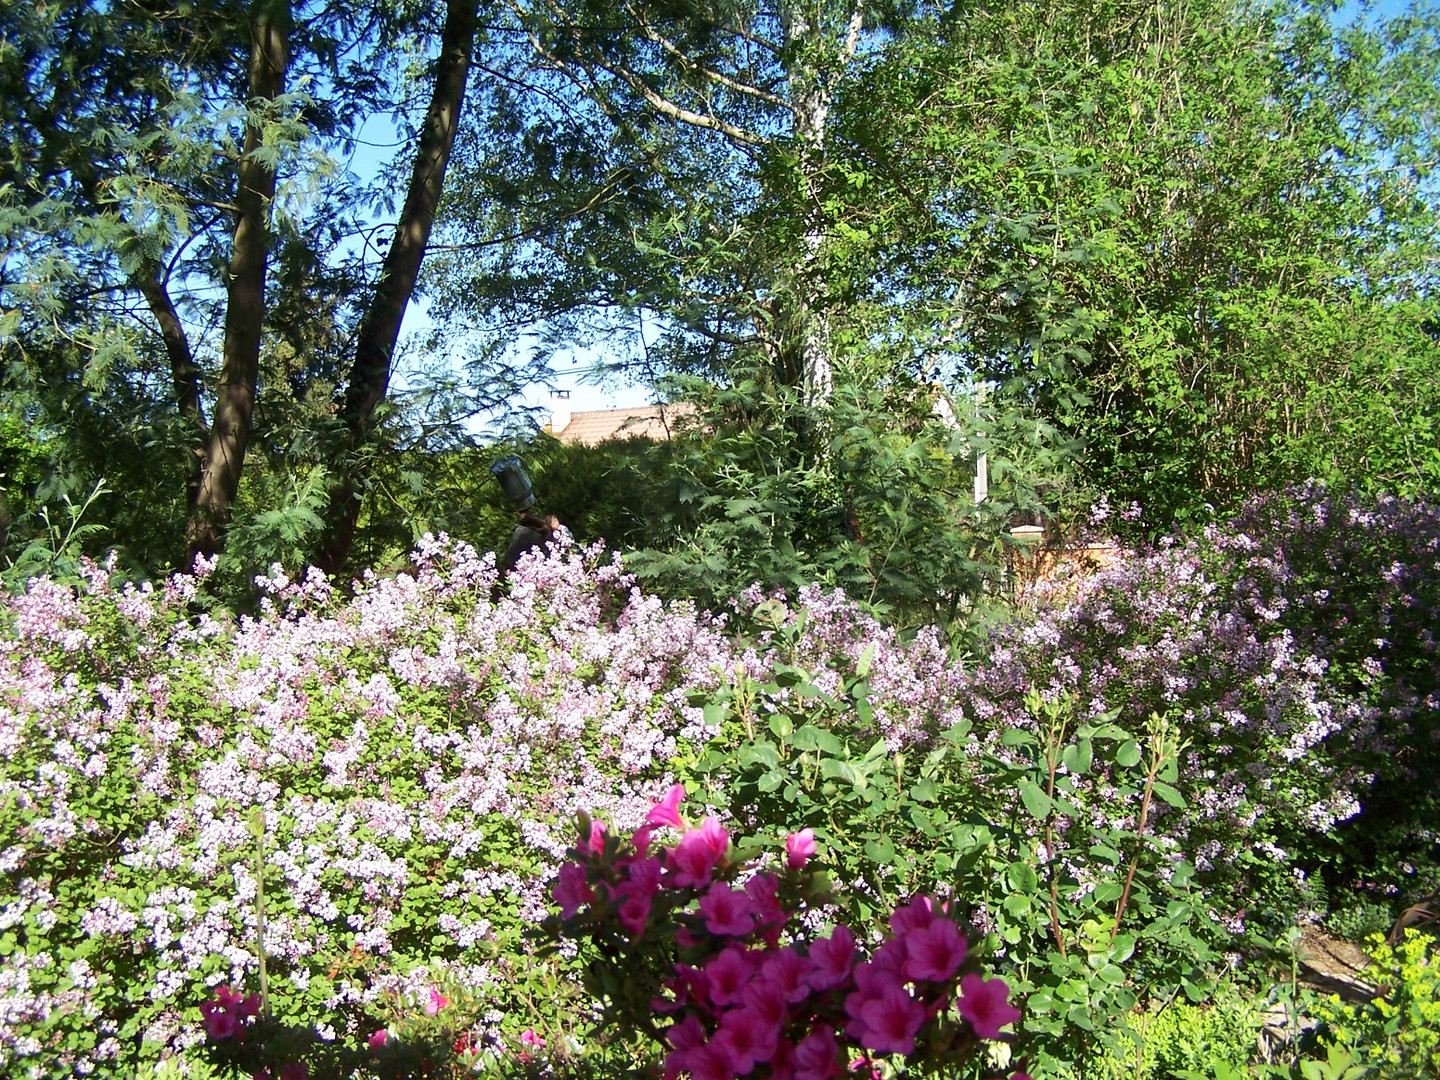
903,917,968,982
586,820,607,854
619,893,653,938
806,925,856,990
688,1042,737,1080
760,946,813,1004
700,882,756,937
553,861,594,918
425,987,449,1015
646,783,686,829
957,972,1021,1038
367,1029,389,1051
520,1028,546,1049
200,999,238,1040
705,944,756,1007
857,983,926,1055
668,816,730,888
793,1026,842,1080
715,1001,782,1074
744,872,788,942
785,828,816,869
890,895,937,936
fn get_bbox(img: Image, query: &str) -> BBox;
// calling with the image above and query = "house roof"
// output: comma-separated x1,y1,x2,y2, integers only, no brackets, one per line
549,403,697,446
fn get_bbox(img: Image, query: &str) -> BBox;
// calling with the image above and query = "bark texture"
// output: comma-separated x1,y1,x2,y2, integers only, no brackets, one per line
314,0,479,575
135,267,207,511
187,0,290,559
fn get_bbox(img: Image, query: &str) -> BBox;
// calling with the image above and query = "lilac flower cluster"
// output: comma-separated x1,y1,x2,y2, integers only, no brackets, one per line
1,536,740,1076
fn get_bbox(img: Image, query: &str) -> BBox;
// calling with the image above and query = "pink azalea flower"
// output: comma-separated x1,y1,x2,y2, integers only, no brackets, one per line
760,946,813,1004
705,944,756,1007
700,882,756,937
586,820,607,854
744,872,788,942
238,993,261,1019
740,975,787,1030
904,916,968,982
715,1000,782,1074
520,1028,546,1049
806,925,856,990
688,1042,737,1080
668,816,730,888
890,894,937,936
619,855,664,901
646,783,686,829
425,987,449,1015
628,825,653,858
619,893,652,938
870,937,909,978
200,999,238,1040
793,1026,842,1080
367,1028,389,1051
663,1015,706,1080
958,972,1021,1038
857,983,926,1055
553,861,594,918
785,828,817,869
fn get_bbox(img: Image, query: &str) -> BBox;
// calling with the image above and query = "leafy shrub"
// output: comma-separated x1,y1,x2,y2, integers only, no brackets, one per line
1311,930,1440,1078
0,536,737,1076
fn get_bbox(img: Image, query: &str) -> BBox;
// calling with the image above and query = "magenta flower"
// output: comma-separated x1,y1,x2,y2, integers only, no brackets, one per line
200,999,238,1040
957,972,1021,1038
745,872,788,942
705,944,756,1007
619,855,663,901
688,1042,737,1080
586,820,607,854
890,895,937,936
903,917,968,982
700,882,757,937
716,1000,782,1074
367,1028,389,1051
760,946,813,1004
668,816,730,887
785,827,816,869
520,1028,546,1049
425,987,449,1015
793,1026,842,1080
619,893,653,938
279,1065,308,1080
646,783,686,829
857,983,926,1055
806,925,856,990
553,861,594,918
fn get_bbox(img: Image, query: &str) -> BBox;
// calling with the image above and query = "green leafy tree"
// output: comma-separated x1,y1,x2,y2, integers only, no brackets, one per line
835,0,1440,527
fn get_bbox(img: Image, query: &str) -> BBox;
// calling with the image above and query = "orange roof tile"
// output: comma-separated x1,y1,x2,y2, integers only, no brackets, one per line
549,403,697,446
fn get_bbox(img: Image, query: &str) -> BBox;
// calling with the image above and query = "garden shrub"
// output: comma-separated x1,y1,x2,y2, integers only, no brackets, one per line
1311,929,1440,1078
0,537,738,1076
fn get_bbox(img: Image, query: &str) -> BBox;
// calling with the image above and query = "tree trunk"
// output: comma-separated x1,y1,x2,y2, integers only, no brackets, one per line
313,0,479,575
776,0,861,406
135,267,207,512
186,0,290,560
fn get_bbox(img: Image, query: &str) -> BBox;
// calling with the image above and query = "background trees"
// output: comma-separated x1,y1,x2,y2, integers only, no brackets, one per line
1,0,1437,604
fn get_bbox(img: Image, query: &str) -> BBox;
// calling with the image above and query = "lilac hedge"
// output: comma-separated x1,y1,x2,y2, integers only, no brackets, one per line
2,485,1435,1077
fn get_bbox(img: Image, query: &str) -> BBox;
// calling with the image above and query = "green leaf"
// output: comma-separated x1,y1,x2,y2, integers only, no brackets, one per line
1018,778,1053,819
1152,781,1186,808
1115,740,1143,767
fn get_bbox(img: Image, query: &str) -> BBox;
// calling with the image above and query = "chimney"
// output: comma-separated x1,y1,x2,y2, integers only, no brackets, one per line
549,390,571,436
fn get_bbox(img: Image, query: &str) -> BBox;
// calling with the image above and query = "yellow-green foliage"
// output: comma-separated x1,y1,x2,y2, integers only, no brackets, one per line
1085,983,1265,1080
1313,930,1440,1078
